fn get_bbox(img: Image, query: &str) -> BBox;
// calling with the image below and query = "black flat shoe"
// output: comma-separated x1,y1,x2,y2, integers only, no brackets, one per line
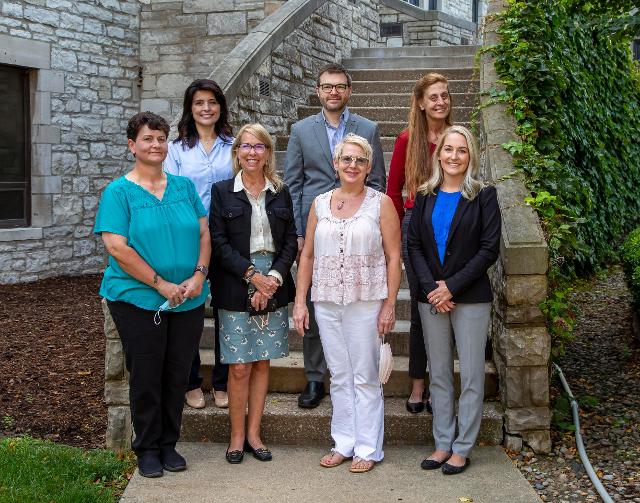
406,399,425,414
244,440,272,461
420,455,451,470
225,446,244,464
424,397,433,414
442,458,470,475
160,446,186,472
298,381,325,409
137,452,163,478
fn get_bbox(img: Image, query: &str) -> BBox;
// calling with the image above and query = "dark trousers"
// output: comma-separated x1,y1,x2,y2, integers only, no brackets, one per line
402,209,428,380
107,300,204,455
187,305,228,392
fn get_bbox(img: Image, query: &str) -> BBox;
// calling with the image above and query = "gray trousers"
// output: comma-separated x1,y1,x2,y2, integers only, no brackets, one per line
418,302,491,457
303,289,327,382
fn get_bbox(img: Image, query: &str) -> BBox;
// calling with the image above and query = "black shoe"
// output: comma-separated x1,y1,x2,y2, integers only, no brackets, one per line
420,455,451,470
442,458,470,475
244,440,273,462
424,396,433,415
225,445,244,464
137,452,163,478
406,399,425,414
298,381,325,408
160,446,186,472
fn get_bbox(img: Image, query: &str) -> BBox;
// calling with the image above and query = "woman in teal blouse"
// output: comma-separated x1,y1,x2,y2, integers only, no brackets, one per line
94,112,211,478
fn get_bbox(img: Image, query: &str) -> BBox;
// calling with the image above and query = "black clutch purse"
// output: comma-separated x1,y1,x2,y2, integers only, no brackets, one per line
246,290,278,316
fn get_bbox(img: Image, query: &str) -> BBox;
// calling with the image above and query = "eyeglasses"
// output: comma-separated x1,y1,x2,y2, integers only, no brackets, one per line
338,155,369,167
238,143,267,153
318,83,349,93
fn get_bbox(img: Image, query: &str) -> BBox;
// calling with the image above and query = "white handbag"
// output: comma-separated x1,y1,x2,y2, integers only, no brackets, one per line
378,335,394,385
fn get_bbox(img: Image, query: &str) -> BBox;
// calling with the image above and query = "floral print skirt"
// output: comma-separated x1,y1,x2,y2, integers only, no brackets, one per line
218,252,289,364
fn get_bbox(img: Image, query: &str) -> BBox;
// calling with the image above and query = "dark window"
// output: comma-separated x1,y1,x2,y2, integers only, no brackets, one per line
0,65,30,228
403,0,419,6
428,0,437,10
472,0,479,22
634,40,640,61
380,22,403,38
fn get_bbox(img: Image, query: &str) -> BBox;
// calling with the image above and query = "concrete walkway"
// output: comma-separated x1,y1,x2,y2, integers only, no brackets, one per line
121,443,541,503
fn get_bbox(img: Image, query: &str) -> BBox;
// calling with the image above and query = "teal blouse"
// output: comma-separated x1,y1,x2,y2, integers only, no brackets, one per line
94,173,209,312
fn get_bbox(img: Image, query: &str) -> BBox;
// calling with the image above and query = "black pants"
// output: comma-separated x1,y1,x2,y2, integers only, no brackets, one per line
187,305,228,392
402,209,428,380
107,300,204,455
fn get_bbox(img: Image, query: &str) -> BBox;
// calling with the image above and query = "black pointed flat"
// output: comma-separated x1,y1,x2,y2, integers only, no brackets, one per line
421,454,451,470
225,446,244,464
244,440,272,461
442,457,470,475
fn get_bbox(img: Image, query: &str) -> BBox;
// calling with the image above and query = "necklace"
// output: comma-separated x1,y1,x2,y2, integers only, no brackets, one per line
336,187,365,210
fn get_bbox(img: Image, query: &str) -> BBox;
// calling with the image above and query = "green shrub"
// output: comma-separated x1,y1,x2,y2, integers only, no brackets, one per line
0,436,135,503
488,0,640,354
622,227,640,309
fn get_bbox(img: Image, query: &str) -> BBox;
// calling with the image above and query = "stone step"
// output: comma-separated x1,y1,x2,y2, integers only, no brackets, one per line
197,348,499,399
349,68,475,81
351,79,479,94
180,393,504,446
351,45,479,58
296,105,474,122
308,92,478,108
343,56,475,70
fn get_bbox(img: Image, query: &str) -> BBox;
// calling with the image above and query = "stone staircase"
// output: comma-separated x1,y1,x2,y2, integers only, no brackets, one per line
182,45,503,446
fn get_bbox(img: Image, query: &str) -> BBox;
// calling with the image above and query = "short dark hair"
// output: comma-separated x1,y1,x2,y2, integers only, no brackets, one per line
316,63,352,87
176,79,233,149
126,112,170,141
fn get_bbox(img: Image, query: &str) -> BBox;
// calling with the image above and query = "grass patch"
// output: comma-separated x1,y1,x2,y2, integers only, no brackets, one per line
0,436,135,503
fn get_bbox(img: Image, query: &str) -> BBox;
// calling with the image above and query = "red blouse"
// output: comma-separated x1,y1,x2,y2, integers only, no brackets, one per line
386,129,436,222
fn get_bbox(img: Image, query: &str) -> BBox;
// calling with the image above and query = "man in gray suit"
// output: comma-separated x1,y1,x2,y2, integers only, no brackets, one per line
284,63,386,408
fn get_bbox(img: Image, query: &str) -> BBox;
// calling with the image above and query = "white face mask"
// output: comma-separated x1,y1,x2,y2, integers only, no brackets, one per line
154,298,186,325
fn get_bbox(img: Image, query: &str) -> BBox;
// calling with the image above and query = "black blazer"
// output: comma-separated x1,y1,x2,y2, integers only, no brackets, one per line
407,185,501,303
208,178,298,312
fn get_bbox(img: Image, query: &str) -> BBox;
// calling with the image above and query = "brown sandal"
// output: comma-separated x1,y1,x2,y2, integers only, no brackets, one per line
320,451,349,468
349,457,376,473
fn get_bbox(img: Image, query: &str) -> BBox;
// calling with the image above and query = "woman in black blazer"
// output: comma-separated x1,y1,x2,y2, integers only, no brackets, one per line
407,125,501,475
209,123,297,464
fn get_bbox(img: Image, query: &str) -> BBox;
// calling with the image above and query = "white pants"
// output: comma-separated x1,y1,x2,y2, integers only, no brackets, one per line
314,300,384,462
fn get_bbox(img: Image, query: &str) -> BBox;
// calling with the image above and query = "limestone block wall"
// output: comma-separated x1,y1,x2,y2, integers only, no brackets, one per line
378,0,482,47
139,0,285,119
479,0,551,453
0,1,141,284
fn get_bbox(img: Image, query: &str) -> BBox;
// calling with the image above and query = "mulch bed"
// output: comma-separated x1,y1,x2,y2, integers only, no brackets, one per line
0,275,106,449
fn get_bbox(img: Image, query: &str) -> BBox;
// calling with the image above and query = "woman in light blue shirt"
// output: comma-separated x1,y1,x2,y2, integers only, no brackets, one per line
164,79,234,410
95,112,211,478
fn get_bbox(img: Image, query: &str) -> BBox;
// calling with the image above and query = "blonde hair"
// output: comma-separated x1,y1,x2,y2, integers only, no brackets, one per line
418,125,483,201
405,73,453,198
333,133,373,162
231,123,283,191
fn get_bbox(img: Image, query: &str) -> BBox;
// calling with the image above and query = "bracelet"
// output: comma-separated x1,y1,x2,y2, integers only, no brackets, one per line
244,267,257,283
153,272,159,286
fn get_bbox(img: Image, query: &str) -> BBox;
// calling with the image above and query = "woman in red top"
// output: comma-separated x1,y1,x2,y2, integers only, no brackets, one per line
386,73,453,413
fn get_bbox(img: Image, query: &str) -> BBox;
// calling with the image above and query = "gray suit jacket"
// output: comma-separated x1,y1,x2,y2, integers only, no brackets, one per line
284,111,386,236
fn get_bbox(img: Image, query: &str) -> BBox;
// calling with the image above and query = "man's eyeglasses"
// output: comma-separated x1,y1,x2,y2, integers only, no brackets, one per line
238,143,267,153
318,83,349,93
338,155,369,167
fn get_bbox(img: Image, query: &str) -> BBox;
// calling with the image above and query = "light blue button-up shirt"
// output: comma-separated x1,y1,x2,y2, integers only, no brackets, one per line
164,135,234,215
323,107,350,158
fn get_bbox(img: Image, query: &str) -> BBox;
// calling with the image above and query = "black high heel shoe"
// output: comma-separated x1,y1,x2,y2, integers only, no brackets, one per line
225,445,244,464
244,440,272,461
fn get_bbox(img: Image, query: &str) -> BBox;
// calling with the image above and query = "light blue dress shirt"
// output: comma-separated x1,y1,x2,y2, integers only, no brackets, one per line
323,107,350,158
164,135,234,215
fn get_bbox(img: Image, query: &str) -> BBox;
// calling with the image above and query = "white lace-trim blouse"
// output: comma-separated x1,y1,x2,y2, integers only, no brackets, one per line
311,187,388,305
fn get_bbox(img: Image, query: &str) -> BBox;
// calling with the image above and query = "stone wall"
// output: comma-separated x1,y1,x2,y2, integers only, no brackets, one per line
139,0,285,120
378,0,482,47
479,0,551,453
0,1,141,284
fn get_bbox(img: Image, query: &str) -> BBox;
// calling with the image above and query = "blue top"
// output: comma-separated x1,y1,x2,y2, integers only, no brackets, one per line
432,189,462,265
164,135,234,215
322,107,350,157
94,173,209,312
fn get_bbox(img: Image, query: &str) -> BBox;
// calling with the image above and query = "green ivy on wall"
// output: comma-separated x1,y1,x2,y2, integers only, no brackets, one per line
489,0,640,355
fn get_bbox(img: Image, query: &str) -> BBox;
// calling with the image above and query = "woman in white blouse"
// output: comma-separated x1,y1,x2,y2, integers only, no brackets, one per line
293,133,401,473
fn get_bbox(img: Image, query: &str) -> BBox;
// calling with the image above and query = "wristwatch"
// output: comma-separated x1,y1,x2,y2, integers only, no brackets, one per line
194,265,208,276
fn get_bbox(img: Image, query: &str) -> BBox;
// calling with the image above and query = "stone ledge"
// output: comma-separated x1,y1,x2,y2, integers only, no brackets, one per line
0,33,51,69
0,228,43,242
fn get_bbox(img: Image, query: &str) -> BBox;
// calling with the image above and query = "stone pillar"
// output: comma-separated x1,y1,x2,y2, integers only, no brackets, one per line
103,299,132,450
477,0,552,454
